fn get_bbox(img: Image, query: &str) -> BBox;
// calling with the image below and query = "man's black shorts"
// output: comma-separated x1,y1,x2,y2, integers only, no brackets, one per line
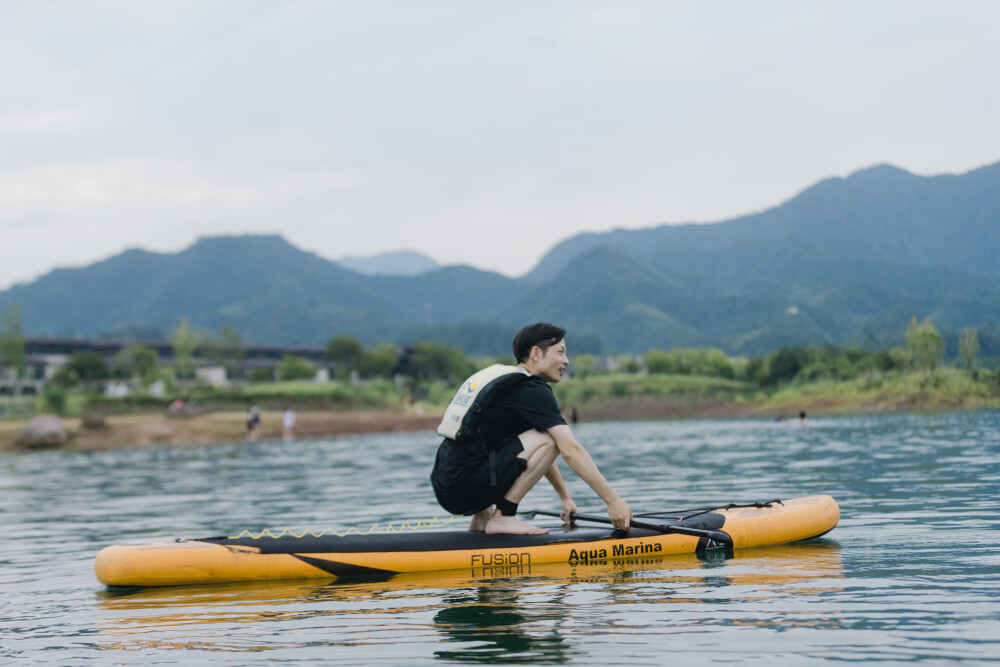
432,435,528,515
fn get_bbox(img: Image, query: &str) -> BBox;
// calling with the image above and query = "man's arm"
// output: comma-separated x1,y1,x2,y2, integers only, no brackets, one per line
547,423,632,530
543,460,580,522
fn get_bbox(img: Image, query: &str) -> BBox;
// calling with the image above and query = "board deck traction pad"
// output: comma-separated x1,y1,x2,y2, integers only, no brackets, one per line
211,499,780,542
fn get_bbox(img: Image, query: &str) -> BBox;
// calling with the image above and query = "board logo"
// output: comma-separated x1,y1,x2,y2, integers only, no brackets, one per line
471,552,530,566
569,542,663,563
568,548,607,562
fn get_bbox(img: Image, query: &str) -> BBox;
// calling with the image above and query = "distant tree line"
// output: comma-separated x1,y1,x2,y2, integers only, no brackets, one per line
323,317,989,390
325,336,478,385
3,305,995,414
742,318,986,387
21,321,1000,394
0,304,27,394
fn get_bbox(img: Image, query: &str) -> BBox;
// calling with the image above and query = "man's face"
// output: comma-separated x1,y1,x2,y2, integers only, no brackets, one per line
534,339,569,383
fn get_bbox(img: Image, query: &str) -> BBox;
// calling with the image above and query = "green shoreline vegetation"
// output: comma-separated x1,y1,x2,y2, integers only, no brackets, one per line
2,318,997,428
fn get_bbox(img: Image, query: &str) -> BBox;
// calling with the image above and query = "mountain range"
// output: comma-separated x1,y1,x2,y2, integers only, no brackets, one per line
2,161,999,358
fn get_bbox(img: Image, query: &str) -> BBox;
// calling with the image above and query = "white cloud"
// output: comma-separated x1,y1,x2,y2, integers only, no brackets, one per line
1,0,999,288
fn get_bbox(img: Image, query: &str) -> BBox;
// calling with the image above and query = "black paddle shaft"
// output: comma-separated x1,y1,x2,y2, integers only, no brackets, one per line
528,509,734,550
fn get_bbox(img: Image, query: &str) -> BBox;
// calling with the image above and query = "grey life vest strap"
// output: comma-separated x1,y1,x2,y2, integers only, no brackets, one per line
488,448,497,487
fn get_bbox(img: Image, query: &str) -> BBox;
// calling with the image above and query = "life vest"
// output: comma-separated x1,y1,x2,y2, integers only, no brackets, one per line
436,364,532,442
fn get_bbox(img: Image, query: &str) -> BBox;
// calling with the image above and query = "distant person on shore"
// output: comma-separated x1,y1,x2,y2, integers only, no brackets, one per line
431,322,632,536
246,405,261,441
282,406,296,441
570,407,579,425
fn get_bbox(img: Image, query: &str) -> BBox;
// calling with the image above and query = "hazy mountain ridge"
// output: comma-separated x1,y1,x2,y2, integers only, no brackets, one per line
335,250,440,276
2,161,999,356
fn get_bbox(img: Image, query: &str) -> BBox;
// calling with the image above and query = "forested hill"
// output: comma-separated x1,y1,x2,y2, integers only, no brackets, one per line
1,161,999,357
524,162,1000,286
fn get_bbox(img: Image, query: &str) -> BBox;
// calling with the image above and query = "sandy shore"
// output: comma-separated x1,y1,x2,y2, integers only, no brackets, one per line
0,409,443,453
0,401,752,453
3,392,988,453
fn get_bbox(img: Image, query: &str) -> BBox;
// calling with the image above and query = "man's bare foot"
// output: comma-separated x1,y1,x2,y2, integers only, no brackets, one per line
468,507,495,532
485,513,548,535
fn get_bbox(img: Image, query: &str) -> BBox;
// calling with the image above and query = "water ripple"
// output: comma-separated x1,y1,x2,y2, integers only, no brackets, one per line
2,411,999,664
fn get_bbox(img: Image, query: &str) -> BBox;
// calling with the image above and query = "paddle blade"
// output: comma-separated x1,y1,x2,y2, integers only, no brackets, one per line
695,531,734,552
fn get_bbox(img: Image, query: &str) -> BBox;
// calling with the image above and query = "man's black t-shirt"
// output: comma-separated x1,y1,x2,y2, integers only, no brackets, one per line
431,374,567,490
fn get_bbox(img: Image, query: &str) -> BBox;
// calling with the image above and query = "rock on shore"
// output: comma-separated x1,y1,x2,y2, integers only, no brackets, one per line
15,415,68,449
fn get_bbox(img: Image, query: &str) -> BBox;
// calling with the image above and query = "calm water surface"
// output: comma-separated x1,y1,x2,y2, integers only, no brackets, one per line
2,412,999,664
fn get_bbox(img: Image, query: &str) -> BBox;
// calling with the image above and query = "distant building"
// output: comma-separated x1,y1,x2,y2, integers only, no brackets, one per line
0,337,329,395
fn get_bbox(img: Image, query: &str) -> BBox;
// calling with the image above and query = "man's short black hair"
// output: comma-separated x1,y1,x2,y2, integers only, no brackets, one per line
512,323,566,363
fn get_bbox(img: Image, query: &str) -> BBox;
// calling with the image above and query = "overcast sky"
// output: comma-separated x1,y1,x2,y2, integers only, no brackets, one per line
1,1,998,290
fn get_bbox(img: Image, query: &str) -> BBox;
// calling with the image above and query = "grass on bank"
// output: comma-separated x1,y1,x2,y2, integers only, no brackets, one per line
7,365,1000,424
758,367,1000,415
552,372,755,411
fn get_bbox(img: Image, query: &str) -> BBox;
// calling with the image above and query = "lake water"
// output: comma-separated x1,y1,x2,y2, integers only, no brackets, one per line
2,411,999,665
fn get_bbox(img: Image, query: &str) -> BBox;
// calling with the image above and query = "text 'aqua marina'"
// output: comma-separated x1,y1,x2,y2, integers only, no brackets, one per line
569,542,663,563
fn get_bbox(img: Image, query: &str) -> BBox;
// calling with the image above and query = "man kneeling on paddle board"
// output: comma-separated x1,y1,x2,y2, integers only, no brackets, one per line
431,322,633,535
